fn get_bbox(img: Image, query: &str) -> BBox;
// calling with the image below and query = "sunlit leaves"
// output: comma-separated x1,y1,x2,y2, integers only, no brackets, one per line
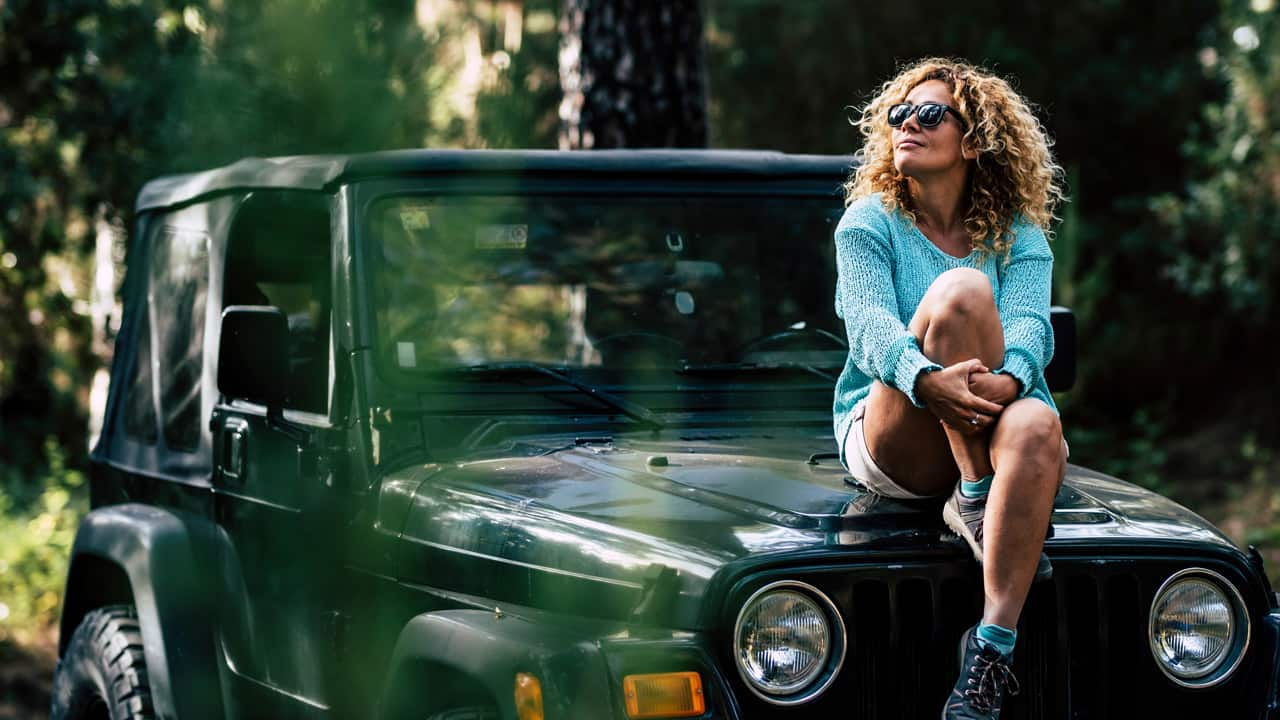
0,442,85,644
1157,0,1280,321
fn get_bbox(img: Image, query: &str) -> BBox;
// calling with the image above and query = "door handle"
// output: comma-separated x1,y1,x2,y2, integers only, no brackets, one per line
221,419,250,483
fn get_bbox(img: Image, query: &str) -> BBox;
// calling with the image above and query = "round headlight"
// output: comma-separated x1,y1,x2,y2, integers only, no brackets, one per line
733,581,845,704
1149,568,1250,687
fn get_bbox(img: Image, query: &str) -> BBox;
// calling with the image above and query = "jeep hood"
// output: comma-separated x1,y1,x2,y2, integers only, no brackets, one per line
380,433,1238,623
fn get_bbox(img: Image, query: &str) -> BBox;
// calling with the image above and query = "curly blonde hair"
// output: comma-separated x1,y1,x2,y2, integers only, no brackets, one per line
844,58,1066,258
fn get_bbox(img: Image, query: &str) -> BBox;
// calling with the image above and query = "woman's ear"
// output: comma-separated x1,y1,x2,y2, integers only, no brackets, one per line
961,139,978,161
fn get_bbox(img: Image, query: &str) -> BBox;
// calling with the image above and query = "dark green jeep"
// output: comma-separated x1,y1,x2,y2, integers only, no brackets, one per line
51,150,1280,719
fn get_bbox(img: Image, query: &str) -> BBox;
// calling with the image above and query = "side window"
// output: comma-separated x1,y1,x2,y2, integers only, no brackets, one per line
152,227,210,452
224,193,331,415
122,300,158,444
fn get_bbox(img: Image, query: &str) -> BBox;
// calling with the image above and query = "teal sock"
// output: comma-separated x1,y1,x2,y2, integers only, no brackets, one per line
975,623,1017,659
959,474,994,498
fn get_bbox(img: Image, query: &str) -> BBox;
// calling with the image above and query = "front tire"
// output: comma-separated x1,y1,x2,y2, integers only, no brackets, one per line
51,605,155,720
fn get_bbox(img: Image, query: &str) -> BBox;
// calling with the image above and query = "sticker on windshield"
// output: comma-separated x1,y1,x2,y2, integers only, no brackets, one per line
399,207,431,231
396,342,417,368
475,224,528,250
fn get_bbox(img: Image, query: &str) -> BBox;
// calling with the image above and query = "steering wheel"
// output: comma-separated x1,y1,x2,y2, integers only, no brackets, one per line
734,327,848,358
591,332,684,365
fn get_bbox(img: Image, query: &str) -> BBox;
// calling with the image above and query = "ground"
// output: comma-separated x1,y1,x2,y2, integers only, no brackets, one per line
0,633,53,720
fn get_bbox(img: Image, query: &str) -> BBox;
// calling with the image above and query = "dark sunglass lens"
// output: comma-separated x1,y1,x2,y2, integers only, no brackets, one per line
917,104,945,127
887,104,912,126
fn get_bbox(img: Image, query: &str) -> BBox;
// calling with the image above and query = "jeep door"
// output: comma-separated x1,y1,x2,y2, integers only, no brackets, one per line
209,191,341,718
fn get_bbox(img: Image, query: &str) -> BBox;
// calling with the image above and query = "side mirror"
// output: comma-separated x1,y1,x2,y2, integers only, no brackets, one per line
218,306,290,407
1045,306,1075,393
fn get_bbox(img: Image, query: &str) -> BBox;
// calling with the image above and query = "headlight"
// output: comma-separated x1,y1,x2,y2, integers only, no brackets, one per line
733,580,846,705
1148,568,1250,688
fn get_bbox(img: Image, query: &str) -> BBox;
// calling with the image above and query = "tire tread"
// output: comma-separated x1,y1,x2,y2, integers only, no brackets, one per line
52,605,156,720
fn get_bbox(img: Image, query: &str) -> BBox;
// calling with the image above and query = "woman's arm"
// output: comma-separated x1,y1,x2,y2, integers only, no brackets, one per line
834,224,941,407
993,224,1055,397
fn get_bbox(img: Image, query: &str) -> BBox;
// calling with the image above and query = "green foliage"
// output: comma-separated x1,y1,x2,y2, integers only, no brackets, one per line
162,0,436,171
1,0,198,477
1067,408,1173,493
0,441,86,644
1154,0,1280,326
471,2,563,150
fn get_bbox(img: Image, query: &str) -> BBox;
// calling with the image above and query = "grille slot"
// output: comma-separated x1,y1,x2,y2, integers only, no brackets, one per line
724,558,1265,718
1062,575,1100,715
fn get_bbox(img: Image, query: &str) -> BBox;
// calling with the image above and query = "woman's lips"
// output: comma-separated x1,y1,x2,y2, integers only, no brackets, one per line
897,139,924,150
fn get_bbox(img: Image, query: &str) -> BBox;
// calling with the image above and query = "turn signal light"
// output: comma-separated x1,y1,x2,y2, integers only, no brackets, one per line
514,672,544,720
623,671,705,718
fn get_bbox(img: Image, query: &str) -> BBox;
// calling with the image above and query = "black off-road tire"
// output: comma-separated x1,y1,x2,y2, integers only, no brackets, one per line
50,605,155,720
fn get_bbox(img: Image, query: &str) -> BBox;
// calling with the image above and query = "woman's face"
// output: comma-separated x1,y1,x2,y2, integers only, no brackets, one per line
891,79,975,179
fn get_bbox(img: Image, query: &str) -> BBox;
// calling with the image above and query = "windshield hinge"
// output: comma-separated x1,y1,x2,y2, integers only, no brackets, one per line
371,406,394,430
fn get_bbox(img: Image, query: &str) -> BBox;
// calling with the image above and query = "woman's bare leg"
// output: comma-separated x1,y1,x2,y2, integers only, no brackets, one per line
983,400,1065,628
861,380,956,495
861,267,1060,629
906,268,1004,480
862,268,1003,494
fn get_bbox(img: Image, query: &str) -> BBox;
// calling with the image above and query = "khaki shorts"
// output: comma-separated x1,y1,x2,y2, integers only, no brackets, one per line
840,400,1069,500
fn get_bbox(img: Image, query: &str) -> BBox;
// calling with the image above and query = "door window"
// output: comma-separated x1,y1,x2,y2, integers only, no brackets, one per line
223,193,332,415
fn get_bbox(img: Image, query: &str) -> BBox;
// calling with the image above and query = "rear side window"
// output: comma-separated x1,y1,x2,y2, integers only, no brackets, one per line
151,227,210,452
122,299,158,444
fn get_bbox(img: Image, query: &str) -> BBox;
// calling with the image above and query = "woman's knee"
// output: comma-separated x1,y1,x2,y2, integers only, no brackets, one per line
927,268,996,320
995,400,1063,457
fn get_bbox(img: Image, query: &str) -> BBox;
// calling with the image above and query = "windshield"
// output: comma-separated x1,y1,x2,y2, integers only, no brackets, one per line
367,193,846,380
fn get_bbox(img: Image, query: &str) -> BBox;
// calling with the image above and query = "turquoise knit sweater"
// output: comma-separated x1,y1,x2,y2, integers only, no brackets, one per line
832,194,1057,452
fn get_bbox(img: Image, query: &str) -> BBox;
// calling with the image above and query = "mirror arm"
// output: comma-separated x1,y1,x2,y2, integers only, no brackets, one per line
266,406,345,491
267,406,311,446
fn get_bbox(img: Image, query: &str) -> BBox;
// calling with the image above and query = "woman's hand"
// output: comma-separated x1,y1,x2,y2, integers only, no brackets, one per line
915,359,1005,433
968,370,1019,407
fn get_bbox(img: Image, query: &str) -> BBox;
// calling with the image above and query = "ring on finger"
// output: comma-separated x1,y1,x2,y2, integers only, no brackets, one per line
969,414,979,426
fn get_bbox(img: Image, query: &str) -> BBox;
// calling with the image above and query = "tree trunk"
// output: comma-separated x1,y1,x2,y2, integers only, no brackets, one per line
558,0,708,149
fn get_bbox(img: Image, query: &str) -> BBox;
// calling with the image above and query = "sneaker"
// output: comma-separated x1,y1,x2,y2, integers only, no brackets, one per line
942,485,1053,582
942,626,1020,719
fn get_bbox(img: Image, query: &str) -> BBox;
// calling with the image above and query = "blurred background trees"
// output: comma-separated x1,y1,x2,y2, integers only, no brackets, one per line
2,0,1279,691
559,0,707,148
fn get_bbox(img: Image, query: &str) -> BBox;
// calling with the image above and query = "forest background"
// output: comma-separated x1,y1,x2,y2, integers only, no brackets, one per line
2,0,1279,714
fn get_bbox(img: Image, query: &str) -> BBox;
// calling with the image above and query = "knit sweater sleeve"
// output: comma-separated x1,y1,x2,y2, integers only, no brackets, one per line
834,223,941,407
994,223,1055,397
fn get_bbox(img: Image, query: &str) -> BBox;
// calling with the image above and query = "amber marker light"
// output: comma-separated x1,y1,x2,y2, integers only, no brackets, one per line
514,672,544,720
622,671,705,719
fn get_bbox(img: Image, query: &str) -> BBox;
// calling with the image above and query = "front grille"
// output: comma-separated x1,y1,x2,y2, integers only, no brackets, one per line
722,556,1269,719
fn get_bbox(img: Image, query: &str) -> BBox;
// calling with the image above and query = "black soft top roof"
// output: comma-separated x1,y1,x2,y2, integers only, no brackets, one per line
135,149,856,212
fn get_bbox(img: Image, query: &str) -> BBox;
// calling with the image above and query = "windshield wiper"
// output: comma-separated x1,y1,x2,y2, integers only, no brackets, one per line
676,361,838,383
452,362,665,430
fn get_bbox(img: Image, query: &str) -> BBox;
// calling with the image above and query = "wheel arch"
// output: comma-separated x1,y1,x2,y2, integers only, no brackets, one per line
58,503,224,720
59,554,133,653
379,609,614,720
383,660,498,720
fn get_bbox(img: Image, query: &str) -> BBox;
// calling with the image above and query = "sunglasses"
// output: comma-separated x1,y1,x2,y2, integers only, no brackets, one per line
887,102,968,132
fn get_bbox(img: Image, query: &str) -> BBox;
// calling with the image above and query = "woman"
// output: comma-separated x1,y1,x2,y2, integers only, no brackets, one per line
833,58,1066,719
